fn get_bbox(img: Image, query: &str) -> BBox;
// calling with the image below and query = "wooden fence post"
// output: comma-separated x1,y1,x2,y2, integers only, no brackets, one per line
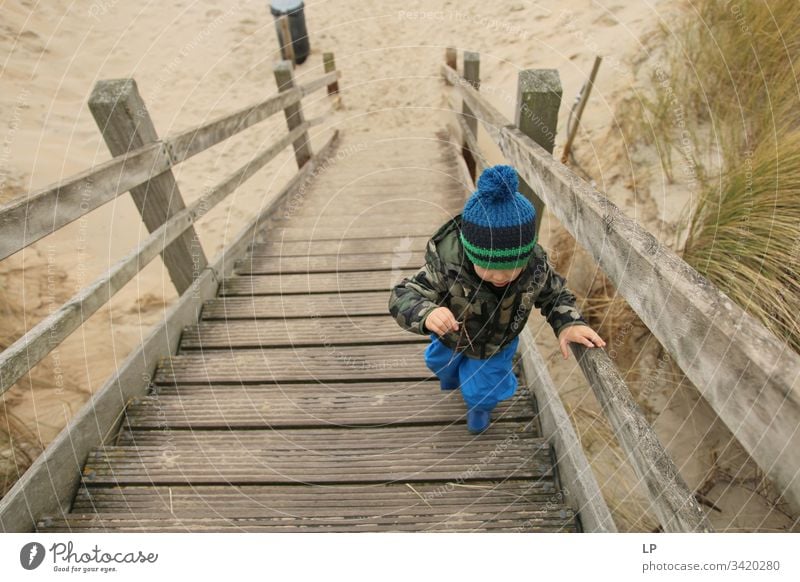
323,52,339,95
462,51,480,181
445,46,457,74
274,60,312,169
515,69,562,235
278,14,295,68
88,79,207,295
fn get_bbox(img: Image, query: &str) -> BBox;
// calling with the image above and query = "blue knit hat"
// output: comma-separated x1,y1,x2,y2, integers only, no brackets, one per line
460,164,536,270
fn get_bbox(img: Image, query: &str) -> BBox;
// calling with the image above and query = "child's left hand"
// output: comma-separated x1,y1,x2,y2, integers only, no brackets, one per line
558,325,606,359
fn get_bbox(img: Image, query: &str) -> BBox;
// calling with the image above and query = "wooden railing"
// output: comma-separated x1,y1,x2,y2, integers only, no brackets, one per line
0,57,342,532
442,49,768,532
447,47,800,527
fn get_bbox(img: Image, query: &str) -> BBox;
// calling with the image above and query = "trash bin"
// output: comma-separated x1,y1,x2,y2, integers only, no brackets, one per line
270,0,310,65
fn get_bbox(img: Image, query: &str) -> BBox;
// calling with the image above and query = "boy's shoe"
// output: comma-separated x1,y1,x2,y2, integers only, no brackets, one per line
467,409,491,434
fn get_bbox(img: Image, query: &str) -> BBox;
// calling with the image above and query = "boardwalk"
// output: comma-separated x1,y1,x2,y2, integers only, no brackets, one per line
36,129,578,532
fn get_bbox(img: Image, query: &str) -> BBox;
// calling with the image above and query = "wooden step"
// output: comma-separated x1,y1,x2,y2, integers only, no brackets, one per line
201,292,396,319
123,381,535,429
153,344,435,384
69,480,562,513
218,270,416,295
262,223,447,241
83,424,551,485
180,316,424,349
235,252,426,275
38,508,577,532
270,212,453,230
247,236,429,257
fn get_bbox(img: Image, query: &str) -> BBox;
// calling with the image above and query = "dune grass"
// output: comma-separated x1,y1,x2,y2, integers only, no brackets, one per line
621,0,800,353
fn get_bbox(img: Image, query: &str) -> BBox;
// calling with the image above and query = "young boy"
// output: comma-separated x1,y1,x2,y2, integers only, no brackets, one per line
388,164,605,434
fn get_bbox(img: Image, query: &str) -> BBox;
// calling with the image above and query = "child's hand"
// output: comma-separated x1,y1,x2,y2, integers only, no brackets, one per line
424,307,459,336
558,325,606,359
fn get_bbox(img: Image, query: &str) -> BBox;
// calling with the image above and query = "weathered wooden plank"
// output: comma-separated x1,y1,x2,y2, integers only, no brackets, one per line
83,428,552,484
89,78,206,294
153,344,433,384
304,67,339,97
38,512,576,533
163,70,339,164
201,291,395,319
517,327,616,533
270,213,452,230
69,480,559,512
248,236,429,257
45,506,570,521
0,121,311,397
180,315,423,349
116,422,532,446
323,52,339,95
0,143,170,260
261,223,447,242
0,130,342,533
81,459,550,485
452,95,487,177
284,200,461,220
445,60,800,514
218,270,416,295
571,344,712,532
235,252,426,275
71,479,556,504
275,60,312,168
124,381,534,428
165,88,302,164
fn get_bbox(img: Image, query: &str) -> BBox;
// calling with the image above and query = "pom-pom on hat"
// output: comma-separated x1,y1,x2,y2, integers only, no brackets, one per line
460,164,536,270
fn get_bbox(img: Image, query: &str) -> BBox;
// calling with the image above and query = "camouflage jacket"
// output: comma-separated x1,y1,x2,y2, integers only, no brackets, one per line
388,215,587,359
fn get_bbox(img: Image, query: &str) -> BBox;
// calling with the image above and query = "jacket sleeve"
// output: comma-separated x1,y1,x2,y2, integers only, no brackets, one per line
533,248,588,338
388,261,448,335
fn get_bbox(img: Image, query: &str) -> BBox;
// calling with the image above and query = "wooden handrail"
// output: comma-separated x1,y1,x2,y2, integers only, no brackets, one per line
0,69,341,261
442,60,800,515
0,143,169,260
0,121,309,396
165,70,338,164
570,344,711,531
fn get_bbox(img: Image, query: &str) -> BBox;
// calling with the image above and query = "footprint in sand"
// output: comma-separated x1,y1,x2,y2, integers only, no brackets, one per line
593,14,619,27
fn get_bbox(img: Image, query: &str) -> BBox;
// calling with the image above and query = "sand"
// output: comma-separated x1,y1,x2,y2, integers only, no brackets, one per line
1,0,795,531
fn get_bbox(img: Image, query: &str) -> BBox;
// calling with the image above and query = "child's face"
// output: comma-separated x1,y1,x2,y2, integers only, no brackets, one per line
472,265,524,287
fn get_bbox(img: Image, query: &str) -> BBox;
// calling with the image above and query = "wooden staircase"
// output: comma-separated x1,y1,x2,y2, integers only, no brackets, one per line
36,129,578,532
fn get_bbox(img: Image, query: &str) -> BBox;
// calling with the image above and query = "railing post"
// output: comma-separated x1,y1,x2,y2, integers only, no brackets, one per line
274,60,312,169
445,46,457,74
462,51,480,181
323,52,339,95
278,15,295,68
88,78,207,295
515,69,562,235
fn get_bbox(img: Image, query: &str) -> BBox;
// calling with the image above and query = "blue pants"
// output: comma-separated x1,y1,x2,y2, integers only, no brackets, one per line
424,333,519,412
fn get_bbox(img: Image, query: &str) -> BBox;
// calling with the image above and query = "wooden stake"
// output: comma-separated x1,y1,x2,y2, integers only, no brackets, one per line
278,15,295,68
561,56,602,164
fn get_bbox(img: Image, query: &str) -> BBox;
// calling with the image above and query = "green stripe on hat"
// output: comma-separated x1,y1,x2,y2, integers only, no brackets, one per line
460,232,536,258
